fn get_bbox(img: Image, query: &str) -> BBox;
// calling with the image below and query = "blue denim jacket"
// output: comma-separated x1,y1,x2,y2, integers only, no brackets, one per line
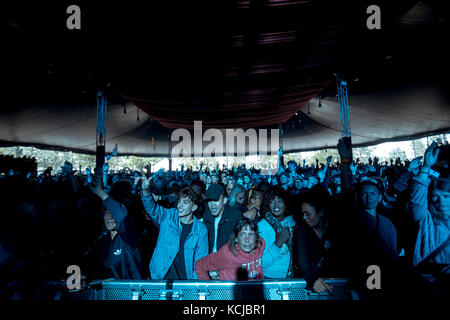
141,194,208,279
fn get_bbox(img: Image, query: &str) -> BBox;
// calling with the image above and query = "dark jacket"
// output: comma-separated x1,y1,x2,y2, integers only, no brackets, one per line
202,204,243,254
294,217,351,289
82,197,145,280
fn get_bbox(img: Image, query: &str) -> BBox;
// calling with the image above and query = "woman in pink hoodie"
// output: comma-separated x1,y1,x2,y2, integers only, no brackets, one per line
195,218,266,281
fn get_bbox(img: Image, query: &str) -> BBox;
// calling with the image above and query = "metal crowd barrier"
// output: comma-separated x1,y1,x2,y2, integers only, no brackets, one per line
63,278,353,300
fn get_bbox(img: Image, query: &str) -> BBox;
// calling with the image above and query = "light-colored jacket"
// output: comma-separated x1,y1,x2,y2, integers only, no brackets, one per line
408,176,450,266
141,194,209,279
258,215,296,278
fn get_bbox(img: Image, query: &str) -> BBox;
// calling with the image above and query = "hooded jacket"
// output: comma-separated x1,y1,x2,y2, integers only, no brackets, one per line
195,238,266,281
82,197,145,280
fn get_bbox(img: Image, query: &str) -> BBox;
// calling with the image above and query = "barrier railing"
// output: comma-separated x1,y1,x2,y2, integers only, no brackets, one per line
63,278,353,300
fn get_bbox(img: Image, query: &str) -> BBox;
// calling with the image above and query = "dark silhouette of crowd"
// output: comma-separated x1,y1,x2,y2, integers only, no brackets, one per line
0,138,448,300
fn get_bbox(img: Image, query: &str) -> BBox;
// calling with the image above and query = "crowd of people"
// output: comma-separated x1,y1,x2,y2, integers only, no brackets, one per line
0,138,448,300
0,154,37,175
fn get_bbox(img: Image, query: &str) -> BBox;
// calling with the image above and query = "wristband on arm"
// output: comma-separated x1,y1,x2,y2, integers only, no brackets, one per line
340,158,352,164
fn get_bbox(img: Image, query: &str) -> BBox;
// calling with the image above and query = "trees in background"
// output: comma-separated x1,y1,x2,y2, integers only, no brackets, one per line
0,133,447,172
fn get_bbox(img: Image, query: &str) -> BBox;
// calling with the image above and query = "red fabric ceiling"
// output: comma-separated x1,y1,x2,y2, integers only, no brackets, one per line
119,80,332,128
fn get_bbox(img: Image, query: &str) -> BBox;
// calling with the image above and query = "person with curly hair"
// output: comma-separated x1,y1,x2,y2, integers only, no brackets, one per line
258,187,296,278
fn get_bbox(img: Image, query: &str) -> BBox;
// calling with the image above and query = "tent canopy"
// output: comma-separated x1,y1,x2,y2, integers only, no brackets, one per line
1,0,449,156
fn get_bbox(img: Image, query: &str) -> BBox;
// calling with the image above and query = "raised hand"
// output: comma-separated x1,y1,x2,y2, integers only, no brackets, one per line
349,161,357,175
141,175,154,196
112,144,118,155
373,157,379,167
326,156,332,164
407,156,423,173
317,168,326,183
89,173,108,201
423,142,440,169
86,167,93,183
337,137,352,160
278,146,283,157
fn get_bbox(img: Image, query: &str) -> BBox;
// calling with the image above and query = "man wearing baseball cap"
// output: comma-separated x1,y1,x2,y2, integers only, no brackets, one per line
203,184,243,254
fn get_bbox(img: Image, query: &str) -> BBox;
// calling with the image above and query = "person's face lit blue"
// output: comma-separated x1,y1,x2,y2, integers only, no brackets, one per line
360,184,382,210
236,225,257,253
269,196,286,219
431,188,450,218
177,196,197,218
288,162,296,172
280,175,289,185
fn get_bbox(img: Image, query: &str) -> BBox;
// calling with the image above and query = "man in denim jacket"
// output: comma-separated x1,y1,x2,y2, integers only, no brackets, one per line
141,176,208,280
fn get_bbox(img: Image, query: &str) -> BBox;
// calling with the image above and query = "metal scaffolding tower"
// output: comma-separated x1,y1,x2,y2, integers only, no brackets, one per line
96,91,107,173
337,78,351,138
